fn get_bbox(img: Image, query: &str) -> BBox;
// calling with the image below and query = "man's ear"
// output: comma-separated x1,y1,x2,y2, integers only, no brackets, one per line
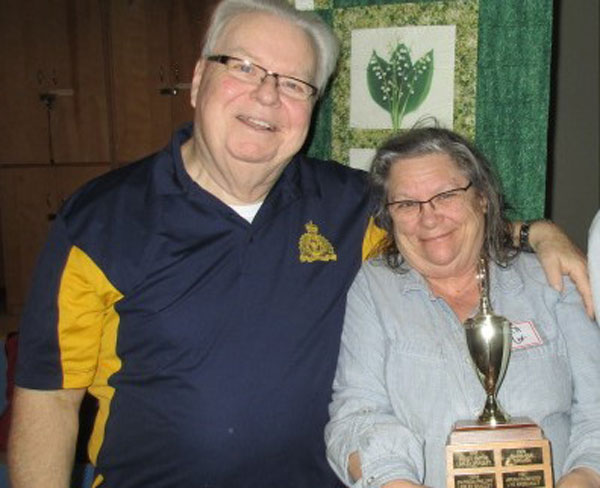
190,58,206,108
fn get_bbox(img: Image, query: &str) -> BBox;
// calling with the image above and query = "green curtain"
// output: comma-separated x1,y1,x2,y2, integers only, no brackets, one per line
475,0,553,220
305,0,553,220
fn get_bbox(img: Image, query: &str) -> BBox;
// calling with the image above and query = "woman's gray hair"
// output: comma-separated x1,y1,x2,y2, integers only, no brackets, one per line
201,0,339,97
369,127,516,270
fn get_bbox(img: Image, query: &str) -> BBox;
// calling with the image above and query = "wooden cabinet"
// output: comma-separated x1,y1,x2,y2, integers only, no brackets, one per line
0,0,220,329
0,0,110,164
109,0,220,163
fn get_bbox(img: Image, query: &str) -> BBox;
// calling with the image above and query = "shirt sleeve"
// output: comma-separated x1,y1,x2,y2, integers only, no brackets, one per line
555,277,600,476
325,266,425,487
15,214,122,390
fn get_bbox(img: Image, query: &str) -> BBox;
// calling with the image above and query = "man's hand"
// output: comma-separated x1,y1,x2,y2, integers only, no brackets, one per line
526,220,594,318
557,467,600,488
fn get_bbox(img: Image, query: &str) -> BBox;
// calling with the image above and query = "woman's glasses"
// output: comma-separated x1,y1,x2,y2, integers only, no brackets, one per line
386,182,473,221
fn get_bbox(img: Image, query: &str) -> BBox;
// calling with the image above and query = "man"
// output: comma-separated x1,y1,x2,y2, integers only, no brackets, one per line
7,1,591,487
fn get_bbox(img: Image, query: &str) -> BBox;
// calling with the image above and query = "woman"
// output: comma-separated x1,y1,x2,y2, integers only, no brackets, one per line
325,128,600,488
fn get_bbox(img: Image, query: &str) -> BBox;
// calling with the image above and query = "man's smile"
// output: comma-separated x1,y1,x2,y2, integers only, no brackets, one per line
237,114,277,131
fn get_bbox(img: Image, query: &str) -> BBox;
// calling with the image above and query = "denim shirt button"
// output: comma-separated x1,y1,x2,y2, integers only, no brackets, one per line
366,476,376,485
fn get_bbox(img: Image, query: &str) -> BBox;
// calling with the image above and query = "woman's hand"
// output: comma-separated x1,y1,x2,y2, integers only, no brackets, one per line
525,220,594,318
348,452,428,488
557,467,600,488
382,481,427,488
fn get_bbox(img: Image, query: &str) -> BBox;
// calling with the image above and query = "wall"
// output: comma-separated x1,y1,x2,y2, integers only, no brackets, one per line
549,0,600,252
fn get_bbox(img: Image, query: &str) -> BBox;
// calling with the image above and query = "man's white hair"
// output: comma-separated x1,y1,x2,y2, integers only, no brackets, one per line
201,0,339,97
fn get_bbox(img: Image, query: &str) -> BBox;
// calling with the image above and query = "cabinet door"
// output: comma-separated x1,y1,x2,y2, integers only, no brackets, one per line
0,167,56,313
109,0,172,163
0,0,110,164
0,0,53,162
0,164,110,315
50,0,111,163
169,0,221,128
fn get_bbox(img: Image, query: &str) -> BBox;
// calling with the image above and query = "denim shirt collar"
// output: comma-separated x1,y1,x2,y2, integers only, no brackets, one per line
398,258,525,302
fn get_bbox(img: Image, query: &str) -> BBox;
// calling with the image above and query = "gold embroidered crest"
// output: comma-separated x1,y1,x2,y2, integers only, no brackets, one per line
299,221,337,263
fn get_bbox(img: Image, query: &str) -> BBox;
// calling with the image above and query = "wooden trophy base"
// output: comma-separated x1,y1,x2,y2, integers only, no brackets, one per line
446,417,553,488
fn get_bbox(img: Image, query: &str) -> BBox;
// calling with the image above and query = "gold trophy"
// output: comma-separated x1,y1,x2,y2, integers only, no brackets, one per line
446,258,553,488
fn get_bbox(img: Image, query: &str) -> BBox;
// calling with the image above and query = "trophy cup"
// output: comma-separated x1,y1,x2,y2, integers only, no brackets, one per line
445,258,553,488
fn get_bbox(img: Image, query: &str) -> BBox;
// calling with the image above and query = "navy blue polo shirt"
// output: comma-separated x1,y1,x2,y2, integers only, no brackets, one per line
16,124,374,487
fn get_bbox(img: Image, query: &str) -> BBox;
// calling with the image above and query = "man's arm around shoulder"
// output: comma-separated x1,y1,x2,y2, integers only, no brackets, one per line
8,386,86,488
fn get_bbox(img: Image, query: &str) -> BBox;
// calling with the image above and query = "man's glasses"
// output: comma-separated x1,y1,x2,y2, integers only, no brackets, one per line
386,181,473,221
206,55,317,101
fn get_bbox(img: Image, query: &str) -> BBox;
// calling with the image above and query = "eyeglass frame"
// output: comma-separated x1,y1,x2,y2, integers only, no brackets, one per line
205,54,318,100
385,181,473,217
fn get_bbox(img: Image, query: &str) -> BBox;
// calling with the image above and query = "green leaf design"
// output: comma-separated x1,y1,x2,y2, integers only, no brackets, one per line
389,43,412,90
404,49,434,115
366,50,393,112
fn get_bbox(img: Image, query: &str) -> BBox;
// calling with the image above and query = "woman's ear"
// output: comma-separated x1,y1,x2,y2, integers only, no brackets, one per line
478,193,488,214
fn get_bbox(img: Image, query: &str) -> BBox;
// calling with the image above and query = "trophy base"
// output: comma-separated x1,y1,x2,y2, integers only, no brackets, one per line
446,417,553,488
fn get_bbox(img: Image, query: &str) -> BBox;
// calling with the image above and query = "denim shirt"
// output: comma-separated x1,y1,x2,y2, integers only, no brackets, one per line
325,253,600,488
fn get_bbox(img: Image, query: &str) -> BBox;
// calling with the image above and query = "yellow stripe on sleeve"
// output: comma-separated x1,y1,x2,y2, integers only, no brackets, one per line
57,246,124,467
58,246,123,388
87,295,123,465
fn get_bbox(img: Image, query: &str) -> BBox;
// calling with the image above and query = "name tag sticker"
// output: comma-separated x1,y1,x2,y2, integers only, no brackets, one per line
511,321,543,350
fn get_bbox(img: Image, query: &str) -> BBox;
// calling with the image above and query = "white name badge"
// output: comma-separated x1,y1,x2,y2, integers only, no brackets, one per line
511,321,543,350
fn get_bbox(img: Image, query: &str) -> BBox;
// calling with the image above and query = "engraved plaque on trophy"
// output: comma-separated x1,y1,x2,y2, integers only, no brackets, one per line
446,258,553,488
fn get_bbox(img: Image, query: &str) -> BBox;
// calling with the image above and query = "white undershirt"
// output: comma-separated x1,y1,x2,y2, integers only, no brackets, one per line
229,201,264,223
